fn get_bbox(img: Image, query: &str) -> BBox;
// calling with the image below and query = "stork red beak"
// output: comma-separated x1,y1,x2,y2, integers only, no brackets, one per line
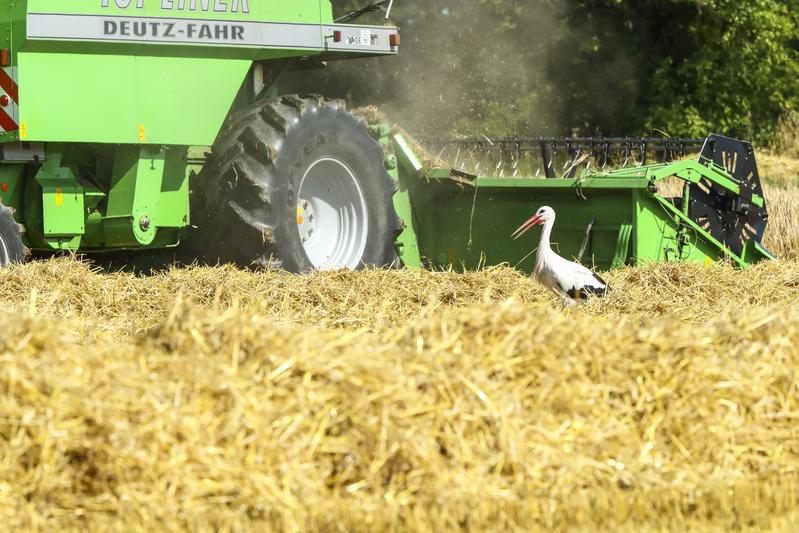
512,214,543,240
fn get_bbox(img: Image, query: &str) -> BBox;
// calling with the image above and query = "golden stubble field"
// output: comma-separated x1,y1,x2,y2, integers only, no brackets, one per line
2,256,799,531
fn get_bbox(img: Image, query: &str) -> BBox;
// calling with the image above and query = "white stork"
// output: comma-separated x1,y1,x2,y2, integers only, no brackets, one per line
512,206,608,307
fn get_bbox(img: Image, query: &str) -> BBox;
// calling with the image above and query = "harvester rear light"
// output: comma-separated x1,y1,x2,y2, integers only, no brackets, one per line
0,95,8,108
333,30,342,43
390,34,400,47
0,49,8,67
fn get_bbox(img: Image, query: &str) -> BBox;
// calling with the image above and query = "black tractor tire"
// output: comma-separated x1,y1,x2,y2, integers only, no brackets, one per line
190,95,402,272
0,203,27,266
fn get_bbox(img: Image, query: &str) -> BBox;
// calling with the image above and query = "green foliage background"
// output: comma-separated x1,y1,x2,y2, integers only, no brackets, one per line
291,1,799,142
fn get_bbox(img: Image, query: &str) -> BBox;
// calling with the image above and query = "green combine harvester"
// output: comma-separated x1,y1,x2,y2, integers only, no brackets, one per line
0,0,773,272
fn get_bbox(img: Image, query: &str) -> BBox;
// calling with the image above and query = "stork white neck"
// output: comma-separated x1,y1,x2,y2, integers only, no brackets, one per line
537,214,555,258
536,216,555,269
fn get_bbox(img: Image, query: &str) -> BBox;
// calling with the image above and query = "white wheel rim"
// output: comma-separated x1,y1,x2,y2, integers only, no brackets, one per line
0,234,10,266
297,157,369,270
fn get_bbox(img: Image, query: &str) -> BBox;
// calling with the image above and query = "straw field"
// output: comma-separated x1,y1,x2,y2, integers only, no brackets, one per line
1,255,799,531
2,151,798,531
760,152,799,260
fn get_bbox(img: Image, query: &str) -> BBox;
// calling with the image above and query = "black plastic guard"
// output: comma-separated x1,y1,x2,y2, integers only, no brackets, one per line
688,134,768,257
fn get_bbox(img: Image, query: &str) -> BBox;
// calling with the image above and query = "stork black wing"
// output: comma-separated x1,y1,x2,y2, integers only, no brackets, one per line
563,273,608,301
592,272,608,289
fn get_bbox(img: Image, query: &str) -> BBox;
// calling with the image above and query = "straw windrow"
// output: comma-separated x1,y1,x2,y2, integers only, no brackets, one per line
1,258,799,530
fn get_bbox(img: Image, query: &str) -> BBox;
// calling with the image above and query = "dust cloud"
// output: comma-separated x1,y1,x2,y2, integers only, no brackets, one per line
284,1,575,139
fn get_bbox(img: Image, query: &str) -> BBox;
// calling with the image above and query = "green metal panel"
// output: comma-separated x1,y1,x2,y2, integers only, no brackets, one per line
408,175,645,273
134,56,251,145
33,145,86,240
42,182,84,236
633,192,674,263
159,146,190,228
19,53,136,144
632,192,719,265
18,52,250,145
611,223,633,269
388,132,423,268
105,145,165,246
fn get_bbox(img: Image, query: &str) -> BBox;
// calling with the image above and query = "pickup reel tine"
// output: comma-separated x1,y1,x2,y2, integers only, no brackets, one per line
428,136,705,178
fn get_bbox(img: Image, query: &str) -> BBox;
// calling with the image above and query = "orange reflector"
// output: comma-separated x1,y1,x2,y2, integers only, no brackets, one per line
333,30,342,43
390,34,400,47
0,49,8,67
1,183,8,193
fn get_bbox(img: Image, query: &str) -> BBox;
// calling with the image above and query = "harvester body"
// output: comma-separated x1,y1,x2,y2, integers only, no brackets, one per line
0,0,398,252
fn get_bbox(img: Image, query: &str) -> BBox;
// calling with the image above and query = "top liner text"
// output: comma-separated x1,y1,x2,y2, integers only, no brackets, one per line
101,0,251,14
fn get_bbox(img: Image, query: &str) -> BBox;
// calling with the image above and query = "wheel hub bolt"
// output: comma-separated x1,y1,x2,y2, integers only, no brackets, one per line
384,154,398,170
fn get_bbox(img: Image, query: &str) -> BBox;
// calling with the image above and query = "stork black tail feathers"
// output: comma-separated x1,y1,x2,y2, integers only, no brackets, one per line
592,272,610,296
566,273,609,301
566,285,607,301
